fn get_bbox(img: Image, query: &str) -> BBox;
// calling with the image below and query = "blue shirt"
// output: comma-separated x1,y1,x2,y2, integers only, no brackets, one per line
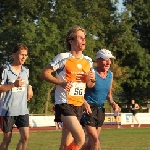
84,69,112,105
0,63,29,116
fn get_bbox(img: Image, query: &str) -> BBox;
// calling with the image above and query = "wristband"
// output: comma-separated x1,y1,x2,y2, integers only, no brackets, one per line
90,79,96,83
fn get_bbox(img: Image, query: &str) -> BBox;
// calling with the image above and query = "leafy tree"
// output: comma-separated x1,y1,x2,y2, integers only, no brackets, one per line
0,0,60,113
117,0,150,103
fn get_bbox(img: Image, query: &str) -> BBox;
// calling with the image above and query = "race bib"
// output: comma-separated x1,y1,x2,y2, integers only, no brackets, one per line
11,79,26,92
69,82,85,96
12,86,25,92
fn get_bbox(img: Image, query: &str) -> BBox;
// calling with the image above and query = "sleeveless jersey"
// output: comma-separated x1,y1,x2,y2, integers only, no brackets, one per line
131,104,137,114
50,52,93,106
84,69,112,105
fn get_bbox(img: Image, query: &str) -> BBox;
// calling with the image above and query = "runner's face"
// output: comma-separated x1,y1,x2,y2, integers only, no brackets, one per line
131,100,135,104
13,49,28,65
71,30,86,51
97,58,111,71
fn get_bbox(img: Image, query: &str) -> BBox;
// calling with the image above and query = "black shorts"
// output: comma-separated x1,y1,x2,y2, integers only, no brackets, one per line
0,114,29,132
85,105,105,128
131,110,137,116
54,103,83,122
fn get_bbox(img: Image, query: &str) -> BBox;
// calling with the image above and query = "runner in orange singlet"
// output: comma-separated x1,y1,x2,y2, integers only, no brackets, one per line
40,25,95,150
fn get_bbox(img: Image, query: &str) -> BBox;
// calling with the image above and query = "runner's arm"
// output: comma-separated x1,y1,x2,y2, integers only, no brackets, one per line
86,68,96,88
40,64,63,86
0,80,24,92
107,74,115,105
0,83,14,92
135,103,140,109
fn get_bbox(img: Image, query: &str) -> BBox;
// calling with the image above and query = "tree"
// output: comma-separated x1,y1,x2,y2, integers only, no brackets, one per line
117,0,150,103
0,0,60,113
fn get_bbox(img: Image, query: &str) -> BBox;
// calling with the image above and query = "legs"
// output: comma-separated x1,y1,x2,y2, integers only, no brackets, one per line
61,115,85,150
131,114,140,127
0,127,29,150
59,125,74,150
16,127,29,150
0,132,12,150
115,116,120,128
83,126,101,150
55,122,59,130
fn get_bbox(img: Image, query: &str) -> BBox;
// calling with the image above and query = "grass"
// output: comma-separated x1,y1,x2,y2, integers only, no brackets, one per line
0,128,150,150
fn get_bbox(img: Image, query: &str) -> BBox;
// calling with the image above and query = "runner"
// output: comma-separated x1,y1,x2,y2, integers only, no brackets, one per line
81,49,117,150
40,25,94,150
0,43,33,150
114,104,121,128
130,99,141,127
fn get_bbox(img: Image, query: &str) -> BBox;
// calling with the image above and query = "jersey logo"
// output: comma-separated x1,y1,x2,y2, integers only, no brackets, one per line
77,64,82,69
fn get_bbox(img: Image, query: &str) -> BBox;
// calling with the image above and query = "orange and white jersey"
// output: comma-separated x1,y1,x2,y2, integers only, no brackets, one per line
50,52,93,106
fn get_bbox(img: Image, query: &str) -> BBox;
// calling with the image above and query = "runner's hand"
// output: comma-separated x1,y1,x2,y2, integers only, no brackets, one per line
86,68,95,82
13,78,25,87
27,85,33,100
83,101,92,114
60,81,73,92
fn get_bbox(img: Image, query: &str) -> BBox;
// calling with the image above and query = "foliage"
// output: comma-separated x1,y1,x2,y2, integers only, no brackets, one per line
1,0,150,112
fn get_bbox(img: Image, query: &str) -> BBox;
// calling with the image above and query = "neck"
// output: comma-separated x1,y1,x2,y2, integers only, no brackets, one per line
96,67,108,78
96,67,107,74
11,62,22,71
71,50,83,58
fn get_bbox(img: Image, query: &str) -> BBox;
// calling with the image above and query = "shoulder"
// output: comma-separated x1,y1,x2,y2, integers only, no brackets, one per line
108,70,113,75
0,65,7,72
23,65,28,69
0,65,8,76
108,70,113,78
0,65,8,83
22,65,29,76
83,55,93,63
53,52,71,61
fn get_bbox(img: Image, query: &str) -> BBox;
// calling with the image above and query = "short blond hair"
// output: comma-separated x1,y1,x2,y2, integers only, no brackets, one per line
65,25,86,51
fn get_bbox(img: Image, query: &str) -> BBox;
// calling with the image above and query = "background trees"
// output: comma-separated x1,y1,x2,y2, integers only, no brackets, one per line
0,0,150,113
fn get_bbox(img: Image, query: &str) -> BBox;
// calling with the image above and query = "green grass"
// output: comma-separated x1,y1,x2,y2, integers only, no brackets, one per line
0,128,150,150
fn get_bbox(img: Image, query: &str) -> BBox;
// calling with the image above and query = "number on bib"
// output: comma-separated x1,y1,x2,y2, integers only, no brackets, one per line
74,88,83,96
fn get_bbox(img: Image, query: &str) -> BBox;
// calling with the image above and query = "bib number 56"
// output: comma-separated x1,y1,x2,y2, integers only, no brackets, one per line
74,88,83,96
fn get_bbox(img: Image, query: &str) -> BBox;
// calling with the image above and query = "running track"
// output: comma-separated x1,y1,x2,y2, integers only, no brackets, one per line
11,124,150,132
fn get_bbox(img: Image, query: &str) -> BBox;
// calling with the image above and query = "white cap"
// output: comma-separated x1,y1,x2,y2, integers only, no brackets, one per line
96,49,115,59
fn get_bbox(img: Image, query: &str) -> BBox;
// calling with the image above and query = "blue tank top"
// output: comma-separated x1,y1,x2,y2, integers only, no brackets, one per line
84,69,112,105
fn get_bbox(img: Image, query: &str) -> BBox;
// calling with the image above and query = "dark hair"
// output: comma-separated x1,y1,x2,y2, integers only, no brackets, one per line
12,43,28,53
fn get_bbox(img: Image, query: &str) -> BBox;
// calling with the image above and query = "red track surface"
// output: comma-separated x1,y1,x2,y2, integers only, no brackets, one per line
10,124,150,132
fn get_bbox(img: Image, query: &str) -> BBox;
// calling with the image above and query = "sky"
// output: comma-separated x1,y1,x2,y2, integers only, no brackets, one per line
117,0,124,12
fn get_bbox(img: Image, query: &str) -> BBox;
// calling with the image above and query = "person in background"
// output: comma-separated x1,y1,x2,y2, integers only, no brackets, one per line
113,103,121,128
130,99,141,127
0,43,33,150
81,49,117,150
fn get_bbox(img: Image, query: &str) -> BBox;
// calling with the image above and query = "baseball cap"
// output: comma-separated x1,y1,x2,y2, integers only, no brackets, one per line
96,49,115,59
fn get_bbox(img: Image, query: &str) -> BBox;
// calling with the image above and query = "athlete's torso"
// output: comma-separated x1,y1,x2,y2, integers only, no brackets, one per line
131,104,136,113
50,52,93,106
0,64,29,116
84,69,112,105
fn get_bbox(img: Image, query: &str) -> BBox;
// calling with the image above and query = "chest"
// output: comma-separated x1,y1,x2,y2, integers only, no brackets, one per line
65,58,90,82
6,70,29,85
